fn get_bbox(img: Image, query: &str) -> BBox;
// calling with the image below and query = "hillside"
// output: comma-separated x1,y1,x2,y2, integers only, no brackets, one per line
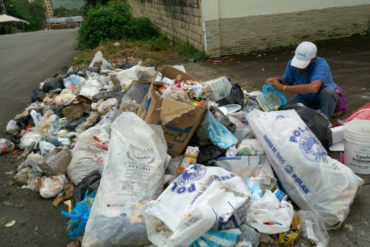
51,0,84,10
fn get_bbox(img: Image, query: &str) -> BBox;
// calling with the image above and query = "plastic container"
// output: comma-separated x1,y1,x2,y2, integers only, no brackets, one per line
257,84,287,112
344,120,370,174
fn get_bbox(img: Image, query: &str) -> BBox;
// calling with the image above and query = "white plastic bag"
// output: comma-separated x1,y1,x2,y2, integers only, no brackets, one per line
246,190,293,234
143,163,251,247
88,51,113,70
20,131,42,150
297,210,329,247
39,174,68,199
214,155,276,192
247,110,364,228
82,112,168,247
63,75,86,93
79,77,102,99
109,65,155,89
6,120,20,134
67,123,110,185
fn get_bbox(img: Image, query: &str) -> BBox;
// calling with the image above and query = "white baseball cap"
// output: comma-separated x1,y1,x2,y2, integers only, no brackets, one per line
291,41,317,69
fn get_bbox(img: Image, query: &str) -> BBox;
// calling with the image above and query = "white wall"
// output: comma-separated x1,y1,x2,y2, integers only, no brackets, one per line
203,0,370,21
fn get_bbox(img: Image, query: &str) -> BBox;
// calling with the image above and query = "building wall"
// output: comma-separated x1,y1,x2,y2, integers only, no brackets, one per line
126,0,370,57
126,0,203,51
43,0,53,17
204,4,370,57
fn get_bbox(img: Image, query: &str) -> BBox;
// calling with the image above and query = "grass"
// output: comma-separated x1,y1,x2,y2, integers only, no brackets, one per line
71,35,206,68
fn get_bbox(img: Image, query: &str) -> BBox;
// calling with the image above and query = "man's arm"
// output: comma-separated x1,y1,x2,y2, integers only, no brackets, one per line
265,77,322,94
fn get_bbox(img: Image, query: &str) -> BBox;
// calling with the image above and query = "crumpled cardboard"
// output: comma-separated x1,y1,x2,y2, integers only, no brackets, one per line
63,96,92,121
137,65,206,157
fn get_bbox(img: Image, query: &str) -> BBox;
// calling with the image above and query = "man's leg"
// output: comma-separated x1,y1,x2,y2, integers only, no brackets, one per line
287,97,313,108
314,87,338,120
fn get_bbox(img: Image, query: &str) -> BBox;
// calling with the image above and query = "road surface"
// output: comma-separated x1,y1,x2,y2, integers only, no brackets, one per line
0,29,78,131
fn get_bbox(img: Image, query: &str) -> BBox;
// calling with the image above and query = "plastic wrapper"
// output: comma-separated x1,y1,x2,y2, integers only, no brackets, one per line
203,76,232,101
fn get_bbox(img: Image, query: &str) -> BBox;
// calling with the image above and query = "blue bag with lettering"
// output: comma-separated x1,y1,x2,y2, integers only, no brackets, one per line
208,109,238,149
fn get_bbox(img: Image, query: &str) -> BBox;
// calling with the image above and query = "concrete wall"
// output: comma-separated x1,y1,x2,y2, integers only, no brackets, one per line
204,3,370,57
127,0,370,57
126,0,203,50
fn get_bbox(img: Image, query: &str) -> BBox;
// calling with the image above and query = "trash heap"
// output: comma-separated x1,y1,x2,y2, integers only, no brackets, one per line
2,51,365,247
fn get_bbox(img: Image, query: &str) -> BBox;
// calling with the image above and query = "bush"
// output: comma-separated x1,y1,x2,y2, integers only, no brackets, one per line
78,0,159,50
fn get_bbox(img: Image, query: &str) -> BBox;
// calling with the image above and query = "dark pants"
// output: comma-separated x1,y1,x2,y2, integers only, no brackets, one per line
288,87,338,120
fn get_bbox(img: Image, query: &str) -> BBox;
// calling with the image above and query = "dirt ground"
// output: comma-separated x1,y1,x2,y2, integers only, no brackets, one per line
1,34,370,247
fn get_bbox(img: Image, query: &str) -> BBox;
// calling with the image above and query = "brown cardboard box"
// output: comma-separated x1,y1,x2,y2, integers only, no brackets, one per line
137,65,206,157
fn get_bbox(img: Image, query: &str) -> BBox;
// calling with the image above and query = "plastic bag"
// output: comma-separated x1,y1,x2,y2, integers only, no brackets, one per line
247,109,364,228
88,51,113,70
0,138,15,155
161,86,191,104
236,138,265,156
6,120,20,134
118,82,151,115
20,131,42,150
39,141,56,156
143,163,251,247
109,65,155,89
44,147,72,175
246,190,293,234
42,77,64,93
67,122,110,185
341,103,370,123
190,228,241,247
73,171,101,205
79,77,102,99
217,83,244,107
55,89,76,106
62,190,97,240
203,76,232,101
280,104,332,150
208,109,238,149
235,224,260,247
214,155,276,192
82,112,168,247
297,210,329,247
63,75,86,93
39,174,68,199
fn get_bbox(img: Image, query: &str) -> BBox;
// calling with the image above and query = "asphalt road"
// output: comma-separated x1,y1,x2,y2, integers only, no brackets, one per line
0,29,78,131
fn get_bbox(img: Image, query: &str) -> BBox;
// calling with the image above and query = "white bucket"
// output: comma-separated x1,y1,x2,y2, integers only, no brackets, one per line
344,120,370,174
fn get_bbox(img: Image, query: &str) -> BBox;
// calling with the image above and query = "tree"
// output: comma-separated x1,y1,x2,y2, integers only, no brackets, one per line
54,7,82,17
4,0,46,31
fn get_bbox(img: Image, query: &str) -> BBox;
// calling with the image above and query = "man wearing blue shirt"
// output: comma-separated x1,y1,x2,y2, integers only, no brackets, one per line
266,41,342,120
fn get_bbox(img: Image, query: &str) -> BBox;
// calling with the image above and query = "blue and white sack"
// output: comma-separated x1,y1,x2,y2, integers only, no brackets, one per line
247,110,363,228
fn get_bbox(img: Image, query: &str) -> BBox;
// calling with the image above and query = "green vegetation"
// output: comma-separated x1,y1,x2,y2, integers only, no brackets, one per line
53,7,83,17
78,0,158,50
51,0,84,10
173,42,206,61
2,0,45,32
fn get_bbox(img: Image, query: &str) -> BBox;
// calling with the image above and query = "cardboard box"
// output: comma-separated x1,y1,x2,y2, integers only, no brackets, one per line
137,65,206,157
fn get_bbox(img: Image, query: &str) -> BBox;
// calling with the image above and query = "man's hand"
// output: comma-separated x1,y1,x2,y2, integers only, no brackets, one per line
265,77,283,91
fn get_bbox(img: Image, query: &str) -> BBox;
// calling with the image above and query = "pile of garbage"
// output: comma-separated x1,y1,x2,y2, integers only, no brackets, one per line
1,51,365,247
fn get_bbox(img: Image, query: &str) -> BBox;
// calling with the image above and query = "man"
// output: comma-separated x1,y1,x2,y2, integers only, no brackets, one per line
266,41,345,121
